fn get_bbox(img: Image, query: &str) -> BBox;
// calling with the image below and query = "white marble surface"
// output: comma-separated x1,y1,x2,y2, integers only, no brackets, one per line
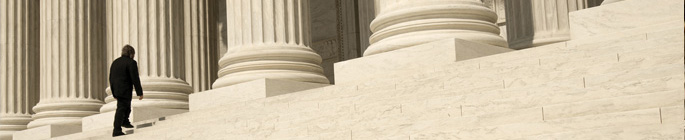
569,0,684,39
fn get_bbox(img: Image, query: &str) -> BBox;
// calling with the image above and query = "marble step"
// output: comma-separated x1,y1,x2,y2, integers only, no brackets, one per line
409,108,665,139
430,21,682,80
542,90,683,120
334,38,512,84
518,123,683,140
462,75,683,118
334,61,681,117
53,110,179,140
569,0,684,39
112,58,680,139
81,107,186,132
274,62,681,128
341,23,683,98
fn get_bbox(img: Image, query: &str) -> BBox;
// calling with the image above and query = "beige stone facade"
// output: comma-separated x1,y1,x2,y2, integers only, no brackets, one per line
1,0,683,139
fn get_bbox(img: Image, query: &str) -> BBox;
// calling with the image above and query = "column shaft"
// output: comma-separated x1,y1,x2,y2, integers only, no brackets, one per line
184,0,219,93
213,0,328,88
365,0,507,56
29,0,107,128
0,0,40,138
505,0,601,49
101,0,192,112
357,0,376,54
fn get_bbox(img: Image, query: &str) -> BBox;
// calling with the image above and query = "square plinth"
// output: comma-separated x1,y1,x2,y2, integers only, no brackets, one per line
334,38,513,84
190,78,330,111
13,124,81,140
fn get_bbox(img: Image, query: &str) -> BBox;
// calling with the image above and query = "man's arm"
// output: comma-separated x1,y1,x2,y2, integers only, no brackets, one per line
109,67,117,99
129,61,144,97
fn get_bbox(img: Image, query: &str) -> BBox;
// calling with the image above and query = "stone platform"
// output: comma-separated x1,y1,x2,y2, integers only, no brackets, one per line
13,125,80,140
334,38,513,84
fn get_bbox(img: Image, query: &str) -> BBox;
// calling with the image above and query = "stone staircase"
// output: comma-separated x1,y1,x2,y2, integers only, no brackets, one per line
50,0,684,139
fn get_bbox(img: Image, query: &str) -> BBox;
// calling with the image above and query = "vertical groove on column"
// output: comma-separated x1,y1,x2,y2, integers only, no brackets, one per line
29,0,105,129
0,0,40,137
102,0,192,113
184,0,218,93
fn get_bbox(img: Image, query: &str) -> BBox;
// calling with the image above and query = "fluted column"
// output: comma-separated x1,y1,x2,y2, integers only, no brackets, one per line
101,0,192,112
213,0,329,88
505,0,601,49
365,0,507,56
28,0,107,128
0,0,40,138
184,0,218,92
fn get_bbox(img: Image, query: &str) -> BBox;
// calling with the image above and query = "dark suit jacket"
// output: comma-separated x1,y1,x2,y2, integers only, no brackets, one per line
109,56,143,99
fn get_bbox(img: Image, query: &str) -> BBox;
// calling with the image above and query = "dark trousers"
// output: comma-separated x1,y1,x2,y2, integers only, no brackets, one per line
113,98,132,132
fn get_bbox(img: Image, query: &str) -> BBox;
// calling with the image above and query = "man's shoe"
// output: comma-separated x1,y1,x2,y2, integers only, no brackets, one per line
113,131,126,137
122,123,134,128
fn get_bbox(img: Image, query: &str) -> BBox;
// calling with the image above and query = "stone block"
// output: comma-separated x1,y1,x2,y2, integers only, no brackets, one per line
543,90,683,120
521,124,683,140
585,65,682,88
334,38,512,84
81,107,187,132
190,78,329,111
660,105,685,125
569,0,684,39
13,124,81,140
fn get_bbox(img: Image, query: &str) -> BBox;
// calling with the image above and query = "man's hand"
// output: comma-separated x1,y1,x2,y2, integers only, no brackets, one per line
138,95,143,100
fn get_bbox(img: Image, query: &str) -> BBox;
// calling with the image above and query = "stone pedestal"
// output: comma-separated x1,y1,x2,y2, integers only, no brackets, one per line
212,0,329,88
505,0,601,49
365,0,507,56
13,125,81,140
335,38,512,84
0,0,40,139
102,0,193,112
192,79,329,111
28,0,107,129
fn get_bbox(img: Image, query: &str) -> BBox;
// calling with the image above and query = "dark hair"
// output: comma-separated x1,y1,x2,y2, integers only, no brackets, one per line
121,45,135,57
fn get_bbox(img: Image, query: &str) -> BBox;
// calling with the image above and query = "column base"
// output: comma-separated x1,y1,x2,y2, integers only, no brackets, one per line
191,78,329,111
27,99,103,128
335,38,513,84
213,45,330,88
13,124,81,140
100,77,192,113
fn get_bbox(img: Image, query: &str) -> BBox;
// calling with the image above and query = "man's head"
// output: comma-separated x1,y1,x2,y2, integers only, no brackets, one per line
121,45,135,59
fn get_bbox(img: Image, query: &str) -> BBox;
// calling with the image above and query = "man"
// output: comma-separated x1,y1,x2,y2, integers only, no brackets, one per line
109,45,144,137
